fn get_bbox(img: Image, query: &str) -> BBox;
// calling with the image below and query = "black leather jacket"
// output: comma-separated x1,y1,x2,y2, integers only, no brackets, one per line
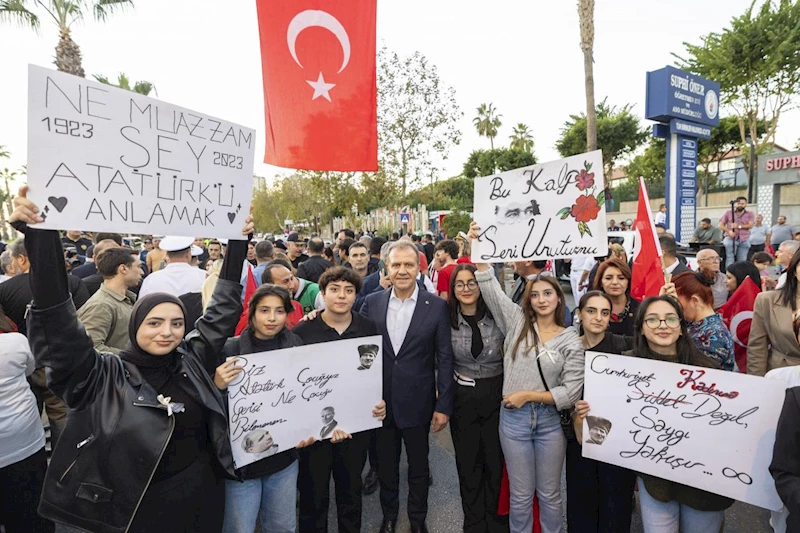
26,229,243,533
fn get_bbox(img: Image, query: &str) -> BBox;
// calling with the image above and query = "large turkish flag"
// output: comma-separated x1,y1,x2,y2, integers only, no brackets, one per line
256,0,378,171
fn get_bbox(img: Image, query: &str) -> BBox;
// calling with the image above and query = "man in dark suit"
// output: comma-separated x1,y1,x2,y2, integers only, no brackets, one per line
360,241,454,533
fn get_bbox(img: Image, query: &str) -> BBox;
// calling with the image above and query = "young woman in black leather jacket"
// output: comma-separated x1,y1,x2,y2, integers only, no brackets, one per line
12,186,253,533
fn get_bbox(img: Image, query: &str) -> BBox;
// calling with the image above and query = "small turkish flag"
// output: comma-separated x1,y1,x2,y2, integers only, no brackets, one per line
719,276,760,373
630,177,664,301
256,0,378,171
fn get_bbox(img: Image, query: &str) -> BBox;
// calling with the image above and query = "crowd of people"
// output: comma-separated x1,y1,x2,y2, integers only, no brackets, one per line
2,184,800,533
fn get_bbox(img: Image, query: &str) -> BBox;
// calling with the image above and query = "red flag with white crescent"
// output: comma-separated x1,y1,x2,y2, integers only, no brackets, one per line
719,276,760,373
256,0,378,171
630,177,664,301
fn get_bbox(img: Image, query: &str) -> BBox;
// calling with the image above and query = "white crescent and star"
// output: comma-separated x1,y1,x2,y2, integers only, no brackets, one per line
286,10,351,102
729,311,754,348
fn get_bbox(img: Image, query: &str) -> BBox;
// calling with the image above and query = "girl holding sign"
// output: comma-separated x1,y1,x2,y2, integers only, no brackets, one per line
467,222,585,533
576,296,732,532
10,186,253,533
569,291,635,533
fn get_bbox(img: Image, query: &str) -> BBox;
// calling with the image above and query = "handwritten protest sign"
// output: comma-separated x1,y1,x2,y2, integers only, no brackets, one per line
582,351,785,510
26,65,256,238
470,150,607,262
227,336,383,469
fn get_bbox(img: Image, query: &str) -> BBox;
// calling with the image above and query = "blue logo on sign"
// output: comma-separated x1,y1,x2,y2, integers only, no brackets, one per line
682,189,694,197
682,139,697,149
682,149,696,159
682,179,695,188
681,159,696,169
682,169,696,178
681,198,696,206
400,213,410,224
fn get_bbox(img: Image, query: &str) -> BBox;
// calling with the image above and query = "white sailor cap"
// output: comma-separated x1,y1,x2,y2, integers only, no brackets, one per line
159,236,194,252
191,245,204,257
217,238,229,246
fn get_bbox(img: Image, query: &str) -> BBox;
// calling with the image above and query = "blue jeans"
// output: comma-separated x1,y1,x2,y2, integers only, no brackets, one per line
723,237,750,268
222,460,298,533
499,402,566,533
637,477,725,533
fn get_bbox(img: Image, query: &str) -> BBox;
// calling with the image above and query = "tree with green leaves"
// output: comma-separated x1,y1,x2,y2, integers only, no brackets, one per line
473,103,502,150
509,123,534,153
378,47,462,197
556,98,647,174
359,168,401,213
405,176,474,212
93,72,155,96
441,210,472,239
462,148,537,179
578,0,597,152
1,0,134,77
675,0,800,171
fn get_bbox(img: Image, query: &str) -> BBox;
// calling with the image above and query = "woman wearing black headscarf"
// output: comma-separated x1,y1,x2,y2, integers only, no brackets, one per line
12,186,252,533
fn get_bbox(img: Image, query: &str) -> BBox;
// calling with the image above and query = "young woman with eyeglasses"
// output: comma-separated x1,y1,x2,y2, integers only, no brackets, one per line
576,296,731,531
447,264,507,533
568,291,634,533
467,222,584,533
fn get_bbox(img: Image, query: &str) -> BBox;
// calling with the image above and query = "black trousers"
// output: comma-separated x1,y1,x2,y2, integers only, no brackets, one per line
565,439,635,533
368,430,378,470
747,243,765,260
450,375,508,533
0,447,54,533
298,432,369,533
378,422,430,526
129,455,224,533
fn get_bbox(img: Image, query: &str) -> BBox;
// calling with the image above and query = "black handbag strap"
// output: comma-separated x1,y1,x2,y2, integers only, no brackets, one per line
534,344,551,393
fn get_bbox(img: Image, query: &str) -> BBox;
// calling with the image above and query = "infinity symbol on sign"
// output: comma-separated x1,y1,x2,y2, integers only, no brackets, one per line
722,467,753,485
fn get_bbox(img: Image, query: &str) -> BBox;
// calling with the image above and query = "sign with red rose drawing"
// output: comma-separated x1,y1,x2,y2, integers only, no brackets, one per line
470,150,607,262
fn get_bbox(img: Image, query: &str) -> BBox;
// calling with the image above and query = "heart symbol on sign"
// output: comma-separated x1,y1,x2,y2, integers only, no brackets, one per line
227,212,236,224
48,196,68,213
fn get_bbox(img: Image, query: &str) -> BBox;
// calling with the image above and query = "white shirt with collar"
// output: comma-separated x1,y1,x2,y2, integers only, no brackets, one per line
387,284,419,355
139,262,207,298
665,258,681,274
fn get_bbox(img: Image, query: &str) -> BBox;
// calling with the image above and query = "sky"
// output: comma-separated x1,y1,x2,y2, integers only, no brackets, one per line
1,0,798,186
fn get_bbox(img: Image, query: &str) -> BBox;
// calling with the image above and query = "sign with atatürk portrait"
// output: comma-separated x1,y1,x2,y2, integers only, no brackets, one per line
470,150,607,262
582,351,785,511
226,336,383,469
26,64,256,238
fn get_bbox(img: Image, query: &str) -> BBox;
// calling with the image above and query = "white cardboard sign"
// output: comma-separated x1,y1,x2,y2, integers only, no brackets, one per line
26,64,255,238
470,150,608,262
227,336,383,469
582,351,785,510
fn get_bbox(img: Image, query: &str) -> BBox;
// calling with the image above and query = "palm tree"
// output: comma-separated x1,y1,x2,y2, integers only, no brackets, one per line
0,168,18,241
0,145,9,160
578,0,597,151
93,72,155,96
0,0,134,78
473,103,502,150
509,123,534,153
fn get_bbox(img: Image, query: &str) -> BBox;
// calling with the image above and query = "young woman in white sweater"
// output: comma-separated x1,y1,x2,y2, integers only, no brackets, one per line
467,223,585,533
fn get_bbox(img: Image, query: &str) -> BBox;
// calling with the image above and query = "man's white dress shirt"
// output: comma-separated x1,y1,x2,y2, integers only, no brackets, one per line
386,284,419,355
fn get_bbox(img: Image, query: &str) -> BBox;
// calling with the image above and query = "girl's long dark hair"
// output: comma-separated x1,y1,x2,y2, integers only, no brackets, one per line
448,264,490,329
633,295,717,368
0,303,15,333
727,261,762,293
780,247,800,310
511,275,566,359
